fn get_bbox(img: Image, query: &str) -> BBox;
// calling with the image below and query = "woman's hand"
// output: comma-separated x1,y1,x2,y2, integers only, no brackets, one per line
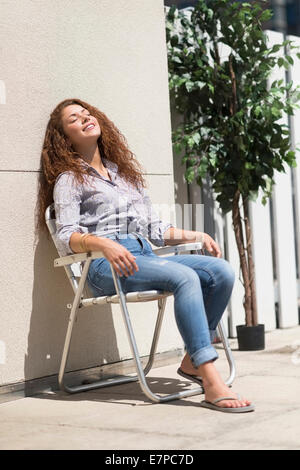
199,232,222,258
163,227,222,258
70,233,139,277
101,238,139,277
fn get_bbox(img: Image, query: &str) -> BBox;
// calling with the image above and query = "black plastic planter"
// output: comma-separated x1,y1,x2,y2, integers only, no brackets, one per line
236,324,265,351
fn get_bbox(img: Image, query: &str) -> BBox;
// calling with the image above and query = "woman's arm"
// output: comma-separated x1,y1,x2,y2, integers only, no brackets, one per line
70,233,139,278
163,226,222,258
138,187,221,256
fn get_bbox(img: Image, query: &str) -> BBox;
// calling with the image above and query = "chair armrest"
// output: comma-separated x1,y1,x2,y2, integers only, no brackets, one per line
54,250,105,267
153,242,203,256
54,242,204,267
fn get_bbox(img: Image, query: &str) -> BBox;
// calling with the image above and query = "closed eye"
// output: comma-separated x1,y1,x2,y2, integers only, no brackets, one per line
68,108,91,123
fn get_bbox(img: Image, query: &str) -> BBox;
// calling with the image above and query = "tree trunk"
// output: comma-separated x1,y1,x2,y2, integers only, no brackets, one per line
229,53,254,326
232,189,253,326
242,195,258,326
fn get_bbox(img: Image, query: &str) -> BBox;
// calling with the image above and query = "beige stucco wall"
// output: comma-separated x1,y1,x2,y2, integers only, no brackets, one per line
0,0,182,388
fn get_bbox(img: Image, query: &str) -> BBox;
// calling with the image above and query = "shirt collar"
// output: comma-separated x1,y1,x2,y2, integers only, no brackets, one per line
102,157,118,181
79,157,118,183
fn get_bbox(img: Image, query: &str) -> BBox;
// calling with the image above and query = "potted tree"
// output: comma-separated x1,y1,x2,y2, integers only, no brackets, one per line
166,0,300,350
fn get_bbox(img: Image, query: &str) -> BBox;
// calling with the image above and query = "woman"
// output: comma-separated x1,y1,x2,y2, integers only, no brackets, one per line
37,98,254,413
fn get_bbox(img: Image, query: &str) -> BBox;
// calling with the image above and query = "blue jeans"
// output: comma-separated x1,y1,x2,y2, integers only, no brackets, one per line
87,233,235,368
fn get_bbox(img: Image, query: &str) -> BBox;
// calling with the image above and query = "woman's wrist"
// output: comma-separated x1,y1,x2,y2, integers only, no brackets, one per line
163,227,205,245
79,233,94,252
70,232,104,253
194,232,205,244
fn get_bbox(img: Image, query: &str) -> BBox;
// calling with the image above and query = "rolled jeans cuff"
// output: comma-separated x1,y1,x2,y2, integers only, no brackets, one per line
190,344,219,368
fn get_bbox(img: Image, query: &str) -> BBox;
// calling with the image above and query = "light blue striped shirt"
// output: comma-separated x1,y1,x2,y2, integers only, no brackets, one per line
53,158,173,256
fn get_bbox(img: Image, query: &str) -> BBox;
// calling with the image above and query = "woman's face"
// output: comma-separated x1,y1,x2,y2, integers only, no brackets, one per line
60,104,101,149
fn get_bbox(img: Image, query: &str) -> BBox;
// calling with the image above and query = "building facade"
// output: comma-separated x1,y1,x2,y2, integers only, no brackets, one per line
0,0,180,393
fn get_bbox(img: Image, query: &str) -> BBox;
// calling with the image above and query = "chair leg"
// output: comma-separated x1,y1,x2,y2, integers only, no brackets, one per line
58,258,92,393
143,297,167,376
217,319,236,387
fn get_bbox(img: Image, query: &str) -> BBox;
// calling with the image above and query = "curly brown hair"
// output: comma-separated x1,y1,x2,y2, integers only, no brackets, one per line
36,98,146,232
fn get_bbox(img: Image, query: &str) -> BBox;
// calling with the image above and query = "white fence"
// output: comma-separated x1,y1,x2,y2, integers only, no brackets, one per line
212,31,300,336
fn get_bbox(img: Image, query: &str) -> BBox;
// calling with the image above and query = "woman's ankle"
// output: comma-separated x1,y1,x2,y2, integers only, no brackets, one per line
180,353,199,374
196,361,223,387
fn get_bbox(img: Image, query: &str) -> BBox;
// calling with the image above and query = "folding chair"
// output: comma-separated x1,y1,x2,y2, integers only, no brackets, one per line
45,204,235,403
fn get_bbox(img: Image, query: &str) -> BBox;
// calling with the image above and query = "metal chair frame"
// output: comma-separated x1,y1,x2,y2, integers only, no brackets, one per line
45,204,235,403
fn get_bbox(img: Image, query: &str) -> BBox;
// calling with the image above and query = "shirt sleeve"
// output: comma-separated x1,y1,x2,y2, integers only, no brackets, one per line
53,172,88,255
140,187,174,247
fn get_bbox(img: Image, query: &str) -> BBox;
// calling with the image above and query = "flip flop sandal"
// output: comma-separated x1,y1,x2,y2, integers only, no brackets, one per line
177,367,204,387
199,395,255,413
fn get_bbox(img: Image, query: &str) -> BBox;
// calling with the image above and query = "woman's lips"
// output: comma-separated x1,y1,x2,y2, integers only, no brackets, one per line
83,123,95,132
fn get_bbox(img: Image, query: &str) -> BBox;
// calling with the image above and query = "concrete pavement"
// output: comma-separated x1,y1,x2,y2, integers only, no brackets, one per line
0,326,300,450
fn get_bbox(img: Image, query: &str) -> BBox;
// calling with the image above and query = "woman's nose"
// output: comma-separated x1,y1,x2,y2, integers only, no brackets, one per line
82,115,90,124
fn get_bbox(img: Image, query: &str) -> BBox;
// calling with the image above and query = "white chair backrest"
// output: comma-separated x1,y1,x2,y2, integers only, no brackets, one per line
45,204,82,286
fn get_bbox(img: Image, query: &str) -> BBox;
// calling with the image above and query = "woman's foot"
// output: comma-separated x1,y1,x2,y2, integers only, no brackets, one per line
201,379,251,409
180,354,252,409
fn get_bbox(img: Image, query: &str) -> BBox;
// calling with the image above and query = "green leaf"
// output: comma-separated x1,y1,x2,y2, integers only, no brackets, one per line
254,106,261,117
173,56,182,64
245,162,255,170
187,136,195,148
174,142,183,154
192,132,201,145
207,8,213,20
260,9,273,22
185,81,194,92
271,107,281,119
185,166,195,183
171,35,179,47
248,190,259,202
286,55,294,66
167,4,177,20
270,44,281,53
